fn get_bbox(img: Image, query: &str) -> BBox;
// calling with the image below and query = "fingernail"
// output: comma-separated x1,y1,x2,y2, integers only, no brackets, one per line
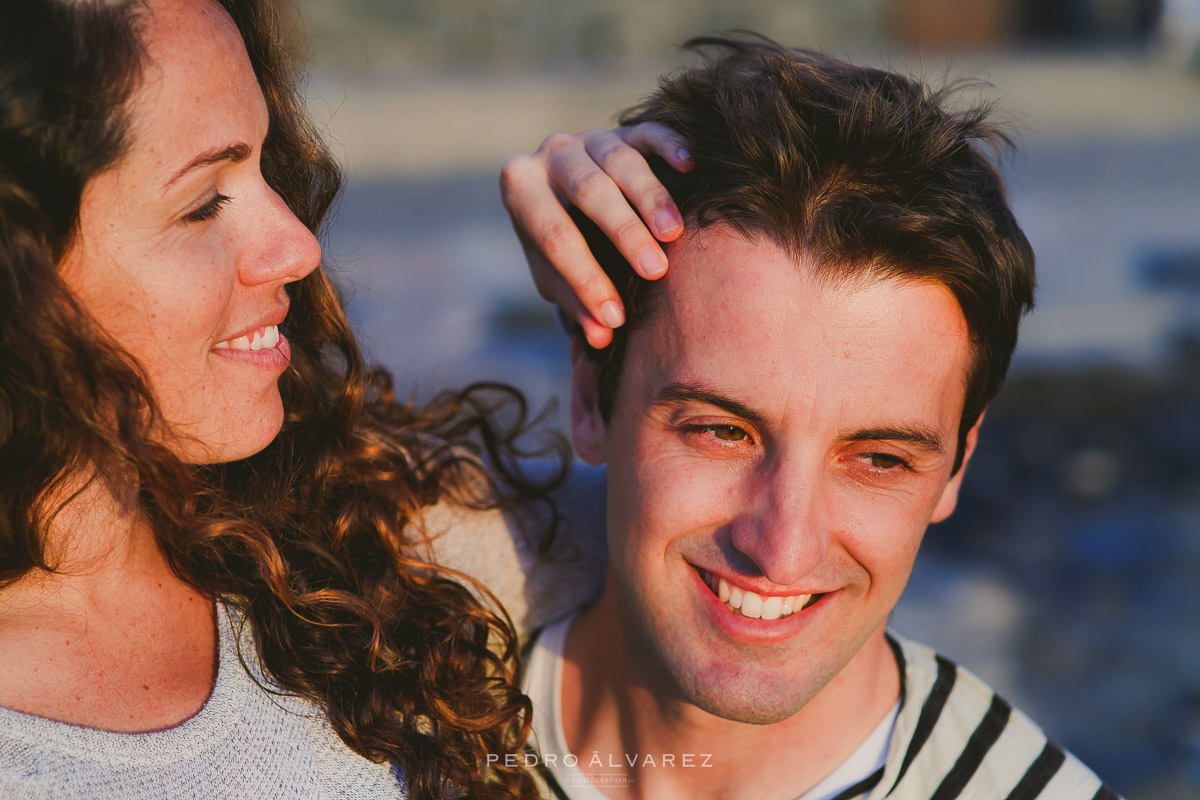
654,209,683,237
599,300,625,328
676,147,690,163
638,246,668,279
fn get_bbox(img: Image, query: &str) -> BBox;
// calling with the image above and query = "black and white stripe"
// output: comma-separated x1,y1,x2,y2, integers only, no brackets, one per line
871,634,1121,800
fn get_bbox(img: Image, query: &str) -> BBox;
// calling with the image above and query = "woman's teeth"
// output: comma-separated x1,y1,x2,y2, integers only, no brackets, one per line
703,570,816,620
213,324,280,351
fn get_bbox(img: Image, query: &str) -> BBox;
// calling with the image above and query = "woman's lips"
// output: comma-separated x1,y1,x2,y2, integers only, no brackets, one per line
213,323,281,351
211,326,291,370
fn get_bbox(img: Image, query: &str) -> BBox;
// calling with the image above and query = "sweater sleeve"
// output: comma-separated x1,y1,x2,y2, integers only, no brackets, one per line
419,462,608,641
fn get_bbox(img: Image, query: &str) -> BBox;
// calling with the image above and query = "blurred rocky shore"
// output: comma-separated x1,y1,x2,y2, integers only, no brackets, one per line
899,347,1200,796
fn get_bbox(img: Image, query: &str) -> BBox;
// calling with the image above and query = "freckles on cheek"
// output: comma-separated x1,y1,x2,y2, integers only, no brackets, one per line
145,235,233,317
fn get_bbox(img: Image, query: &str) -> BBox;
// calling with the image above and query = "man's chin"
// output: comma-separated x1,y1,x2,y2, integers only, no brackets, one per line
667,654,824,725
624,594,829,725
677,670,813,725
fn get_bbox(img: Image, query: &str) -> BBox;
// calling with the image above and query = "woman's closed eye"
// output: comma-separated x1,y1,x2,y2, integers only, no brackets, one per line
183,192,231,223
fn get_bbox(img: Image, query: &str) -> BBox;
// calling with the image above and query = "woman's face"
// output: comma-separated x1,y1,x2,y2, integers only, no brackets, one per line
60,0,321,464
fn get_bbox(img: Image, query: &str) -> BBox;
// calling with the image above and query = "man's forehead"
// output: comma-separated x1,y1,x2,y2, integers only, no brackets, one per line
630,224,973,421
659,224,966,336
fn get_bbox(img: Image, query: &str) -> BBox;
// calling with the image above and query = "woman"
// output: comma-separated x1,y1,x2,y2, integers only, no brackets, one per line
0,0,682,797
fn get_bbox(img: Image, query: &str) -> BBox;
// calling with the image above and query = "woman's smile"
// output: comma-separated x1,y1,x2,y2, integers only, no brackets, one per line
59,0,320,463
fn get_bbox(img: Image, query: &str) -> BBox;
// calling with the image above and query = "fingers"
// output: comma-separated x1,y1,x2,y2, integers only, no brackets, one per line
542,130,674,281
526,245,617,350
582,130,685,255
501,156,625,337
617,121,695,175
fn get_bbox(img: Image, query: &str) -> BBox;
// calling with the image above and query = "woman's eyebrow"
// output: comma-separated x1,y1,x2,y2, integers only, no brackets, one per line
163,142,252,189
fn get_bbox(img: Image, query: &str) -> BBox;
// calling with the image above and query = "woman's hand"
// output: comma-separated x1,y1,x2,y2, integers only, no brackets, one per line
500,123,693,348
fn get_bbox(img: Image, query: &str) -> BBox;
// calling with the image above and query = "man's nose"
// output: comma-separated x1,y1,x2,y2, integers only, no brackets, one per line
236,185,322,287
728,453,831,587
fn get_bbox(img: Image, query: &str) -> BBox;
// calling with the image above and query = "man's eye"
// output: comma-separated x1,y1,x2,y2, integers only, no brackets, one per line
863,452,908,470
681,423,752,445
709,425,748,442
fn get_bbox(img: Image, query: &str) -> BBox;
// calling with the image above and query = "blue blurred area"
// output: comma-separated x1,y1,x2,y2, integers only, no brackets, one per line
920,364,1200,791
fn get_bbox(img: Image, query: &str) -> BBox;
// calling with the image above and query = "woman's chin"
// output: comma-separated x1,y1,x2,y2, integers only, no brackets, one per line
173,393,285,465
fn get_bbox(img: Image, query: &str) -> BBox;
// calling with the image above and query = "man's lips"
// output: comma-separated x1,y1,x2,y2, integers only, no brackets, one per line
696,567,823,621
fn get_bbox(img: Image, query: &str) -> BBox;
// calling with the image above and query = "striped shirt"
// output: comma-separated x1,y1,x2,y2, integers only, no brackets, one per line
863,634,1119,800
526,623,1121,800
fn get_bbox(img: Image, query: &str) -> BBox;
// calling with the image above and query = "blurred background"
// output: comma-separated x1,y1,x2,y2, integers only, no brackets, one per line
293,1,1200,796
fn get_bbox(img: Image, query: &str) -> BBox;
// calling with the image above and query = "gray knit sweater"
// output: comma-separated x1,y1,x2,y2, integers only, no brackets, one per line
0,465,608,799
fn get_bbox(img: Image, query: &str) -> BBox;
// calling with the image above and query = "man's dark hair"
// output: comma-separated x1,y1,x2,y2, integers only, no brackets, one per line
577,34,1036,471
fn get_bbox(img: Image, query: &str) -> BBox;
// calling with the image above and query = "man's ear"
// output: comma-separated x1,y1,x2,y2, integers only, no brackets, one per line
931,409,986,523
570,338,607,466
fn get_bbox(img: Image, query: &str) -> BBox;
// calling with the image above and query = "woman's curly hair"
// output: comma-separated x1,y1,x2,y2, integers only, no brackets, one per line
0,1,562,797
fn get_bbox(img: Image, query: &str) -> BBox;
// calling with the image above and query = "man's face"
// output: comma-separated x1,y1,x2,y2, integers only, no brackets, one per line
572,225,978,724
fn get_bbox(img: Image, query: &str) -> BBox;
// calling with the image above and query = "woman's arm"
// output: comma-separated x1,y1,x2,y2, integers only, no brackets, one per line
422,463,608,640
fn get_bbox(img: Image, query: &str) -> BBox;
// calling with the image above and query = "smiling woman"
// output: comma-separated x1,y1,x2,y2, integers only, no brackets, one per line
0,0,656,798
57,0,321,464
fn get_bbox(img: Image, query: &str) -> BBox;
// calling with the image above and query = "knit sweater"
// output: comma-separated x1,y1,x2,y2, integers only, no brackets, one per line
0,604,406,799
0,464,609,799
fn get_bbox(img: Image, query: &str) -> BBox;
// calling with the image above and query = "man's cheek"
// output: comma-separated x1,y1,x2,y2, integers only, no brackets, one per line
829,483,930,548
636,452,736,509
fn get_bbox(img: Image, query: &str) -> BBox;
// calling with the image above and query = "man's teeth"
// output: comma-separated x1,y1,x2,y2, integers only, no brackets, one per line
213,325,280,351
710,573,812,620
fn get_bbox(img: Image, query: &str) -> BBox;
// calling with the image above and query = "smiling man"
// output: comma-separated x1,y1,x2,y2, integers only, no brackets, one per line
521,37,1119,800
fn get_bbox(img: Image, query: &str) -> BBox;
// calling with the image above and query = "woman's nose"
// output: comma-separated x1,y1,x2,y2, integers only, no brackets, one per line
236,185,321,287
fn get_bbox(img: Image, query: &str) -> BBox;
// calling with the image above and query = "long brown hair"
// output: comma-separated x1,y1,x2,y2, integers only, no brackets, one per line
0,1,561,797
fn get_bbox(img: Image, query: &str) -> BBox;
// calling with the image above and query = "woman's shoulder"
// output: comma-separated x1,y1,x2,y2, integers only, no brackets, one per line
421,462,608,640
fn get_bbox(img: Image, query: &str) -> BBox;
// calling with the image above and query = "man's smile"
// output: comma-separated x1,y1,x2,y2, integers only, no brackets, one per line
695,568,826,620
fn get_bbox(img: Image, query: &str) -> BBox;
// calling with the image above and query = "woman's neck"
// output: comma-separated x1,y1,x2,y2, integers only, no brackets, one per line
47,470,149,564
0,472,218,731
2,473,156,609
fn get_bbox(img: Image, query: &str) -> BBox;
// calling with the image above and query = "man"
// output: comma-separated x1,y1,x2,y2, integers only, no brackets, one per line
521,36,1120,800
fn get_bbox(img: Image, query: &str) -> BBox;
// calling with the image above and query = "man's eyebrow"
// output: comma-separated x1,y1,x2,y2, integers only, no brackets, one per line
843,426,945,454
651,382,765,425
164,142,252,189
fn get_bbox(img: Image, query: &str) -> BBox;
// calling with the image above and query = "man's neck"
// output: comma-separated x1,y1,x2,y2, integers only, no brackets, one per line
560,590,901,800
